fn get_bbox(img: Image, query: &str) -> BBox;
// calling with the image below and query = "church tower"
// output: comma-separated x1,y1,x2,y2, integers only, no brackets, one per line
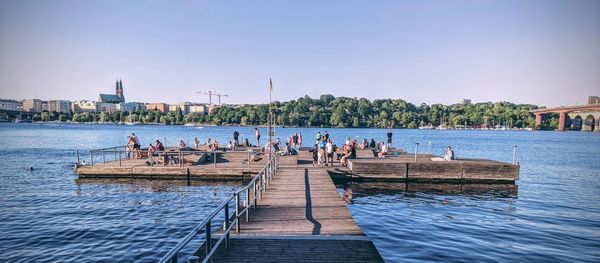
116,79,125,103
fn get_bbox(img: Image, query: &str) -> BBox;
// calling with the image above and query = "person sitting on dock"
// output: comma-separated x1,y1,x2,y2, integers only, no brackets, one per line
155,139,167,166
378,143,388,158
340,144,352,166
145,143,158,165
244,138,250,147
443,146,455,161
369,139,376,148
177,139,186,148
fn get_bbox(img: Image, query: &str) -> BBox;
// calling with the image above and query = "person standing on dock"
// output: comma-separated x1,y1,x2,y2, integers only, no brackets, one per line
315,131,321,142
298,133,303,148
292,133,299,150
255,128,261,147
326,139,334,166
193,137,200,150
324,131,329,141
386,127,393,149
233,130,239,150
131,133,141,159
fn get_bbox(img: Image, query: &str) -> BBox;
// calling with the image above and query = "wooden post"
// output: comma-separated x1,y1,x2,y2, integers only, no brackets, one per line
90,151,94,166
102,151,105,163
253,181,257,209
119,151,122,167
512,145,518,165
213,152,217,167
205,221,211,263
414,143,419,163
235,193,240,233
76,150,80,165
245,188,250,222
186,168,190,186
224,202,230,248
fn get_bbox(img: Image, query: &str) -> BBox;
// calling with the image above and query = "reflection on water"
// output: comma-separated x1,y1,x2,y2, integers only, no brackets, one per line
340,181,518,200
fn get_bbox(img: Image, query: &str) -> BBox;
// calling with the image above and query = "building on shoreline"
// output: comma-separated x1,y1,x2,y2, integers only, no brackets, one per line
23,99,43,112
71,100,97,113
117,102,145,112
145,103,169,112
0,99,22,111
47,100,71,113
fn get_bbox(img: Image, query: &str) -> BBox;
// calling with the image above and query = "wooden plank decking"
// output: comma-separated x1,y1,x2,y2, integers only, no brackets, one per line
207,165,383,262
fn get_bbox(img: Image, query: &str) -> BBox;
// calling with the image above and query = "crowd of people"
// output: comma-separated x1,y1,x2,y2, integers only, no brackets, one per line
124,127,456,167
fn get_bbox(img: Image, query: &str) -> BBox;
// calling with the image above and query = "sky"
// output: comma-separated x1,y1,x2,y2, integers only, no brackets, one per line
0,0,599,107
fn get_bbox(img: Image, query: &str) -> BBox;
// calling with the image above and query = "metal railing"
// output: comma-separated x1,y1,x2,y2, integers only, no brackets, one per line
158,155,278,263
77,147,260,168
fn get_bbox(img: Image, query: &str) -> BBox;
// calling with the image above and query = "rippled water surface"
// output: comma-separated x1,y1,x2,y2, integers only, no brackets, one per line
0,123,599,262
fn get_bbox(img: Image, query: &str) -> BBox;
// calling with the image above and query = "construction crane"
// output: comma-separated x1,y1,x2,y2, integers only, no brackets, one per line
196,91,229,105
214,93,229,105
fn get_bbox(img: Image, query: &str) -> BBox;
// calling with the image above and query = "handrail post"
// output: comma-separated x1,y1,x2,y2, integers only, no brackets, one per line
260,172,265,199
102,150,105,163
205,221,211,263
119,151,122,167
213,152,217,167
235,193,240,233
245,188,250,222
224,202,230,248
76,150,80,165
253,181,257,209
414,143,419,163
90,151,94,166
512,145,518,165
114,148,116,162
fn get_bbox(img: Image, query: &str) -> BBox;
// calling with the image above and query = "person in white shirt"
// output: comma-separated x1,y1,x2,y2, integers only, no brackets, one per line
326,139,334,166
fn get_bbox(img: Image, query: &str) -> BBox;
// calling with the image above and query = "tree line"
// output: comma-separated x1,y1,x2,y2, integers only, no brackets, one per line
32,94,557,129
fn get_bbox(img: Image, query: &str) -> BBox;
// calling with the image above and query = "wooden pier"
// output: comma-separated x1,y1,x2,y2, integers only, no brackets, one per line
203,166,383,262
76,150,267,180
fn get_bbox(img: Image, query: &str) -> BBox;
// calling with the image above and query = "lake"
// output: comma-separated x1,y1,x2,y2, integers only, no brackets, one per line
0,123,599,262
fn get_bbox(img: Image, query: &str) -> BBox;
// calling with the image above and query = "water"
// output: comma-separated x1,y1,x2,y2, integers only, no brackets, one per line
0,123,599,262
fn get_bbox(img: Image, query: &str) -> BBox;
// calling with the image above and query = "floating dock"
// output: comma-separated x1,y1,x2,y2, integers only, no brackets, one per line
346,154,519,183
76,146,519,183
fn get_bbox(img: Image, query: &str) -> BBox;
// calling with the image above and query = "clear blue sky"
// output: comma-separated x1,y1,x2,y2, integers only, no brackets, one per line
1,0,599,106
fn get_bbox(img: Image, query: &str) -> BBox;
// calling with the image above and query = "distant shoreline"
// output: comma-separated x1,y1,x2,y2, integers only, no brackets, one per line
2,121,538,131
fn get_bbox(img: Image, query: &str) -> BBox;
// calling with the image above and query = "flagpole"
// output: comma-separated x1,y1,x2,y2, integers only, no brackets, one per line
268,78,273,159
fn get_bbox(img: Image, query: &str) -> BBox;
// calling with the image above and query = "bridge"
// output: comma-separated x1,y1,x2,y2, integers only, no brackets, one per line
531,104,600,131
0,109,34,122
